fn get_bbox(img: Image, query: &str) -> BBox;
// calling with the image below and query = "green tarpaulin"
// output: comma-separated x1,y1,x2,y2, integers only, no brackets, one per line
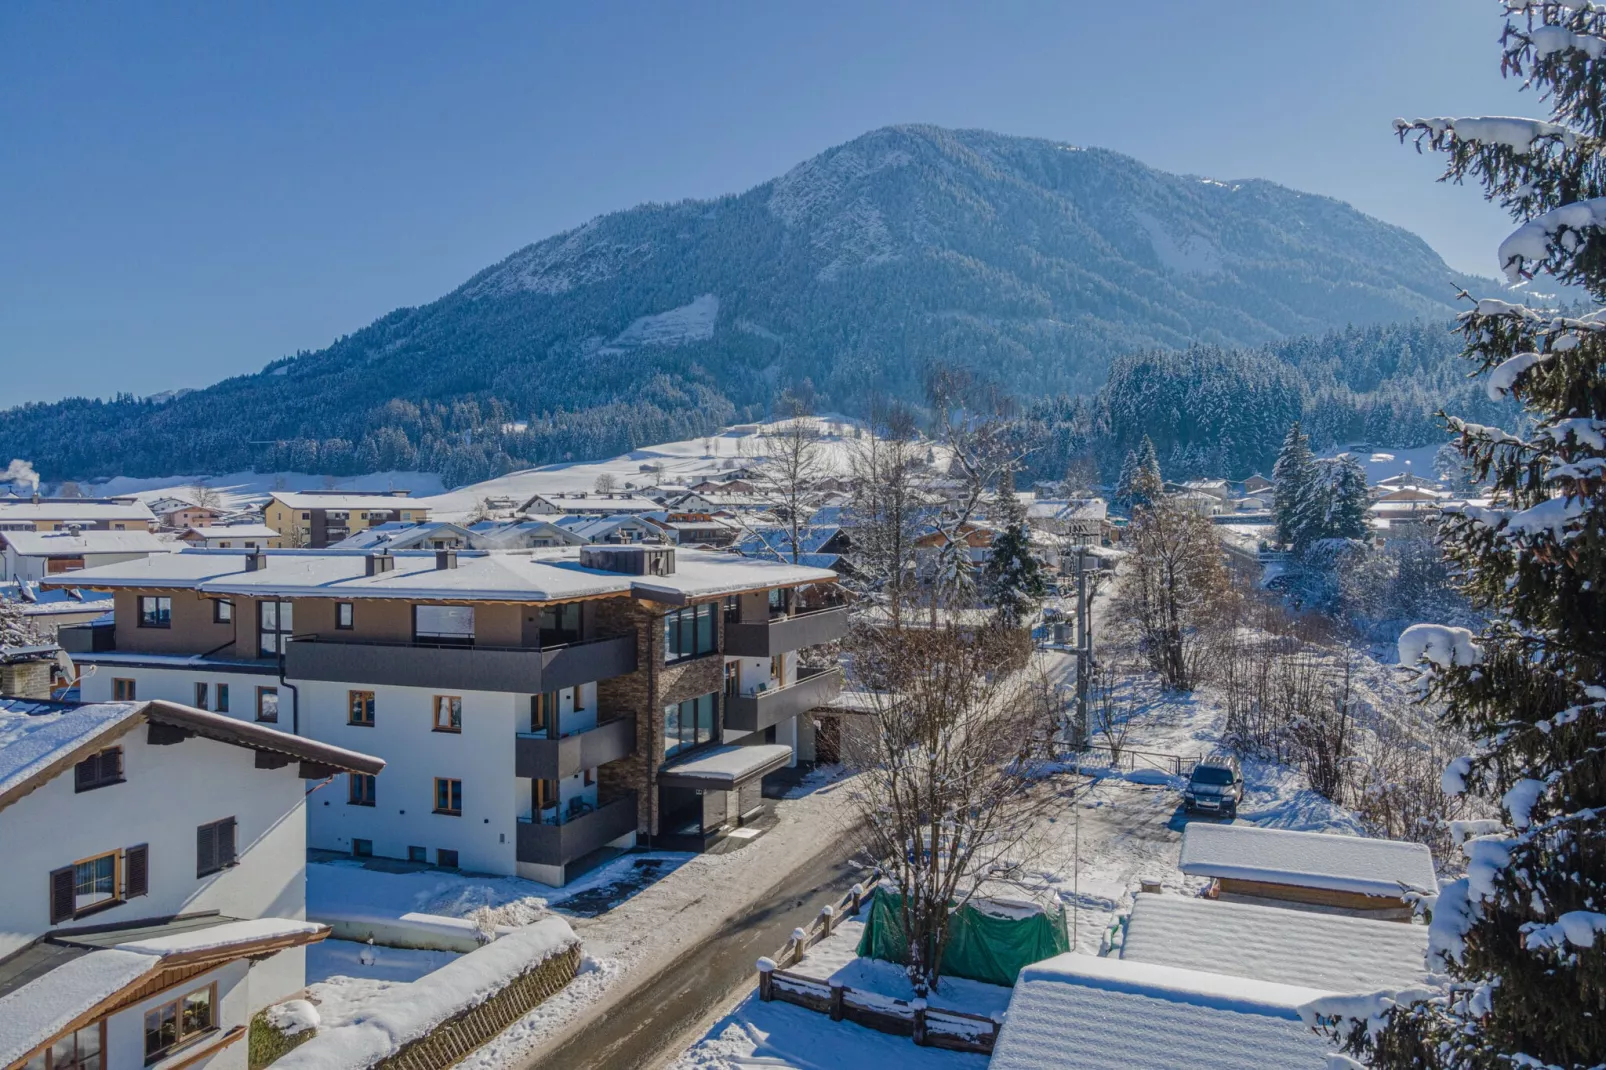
854,887,1070,987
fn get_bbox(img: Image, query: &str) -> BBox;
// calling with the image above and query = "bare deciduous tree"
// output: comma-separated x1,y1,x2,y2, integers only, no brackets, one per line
1113,498,1230,691
845,403,926,626
593,473,618,495
749,414,826,563
188,482,222,512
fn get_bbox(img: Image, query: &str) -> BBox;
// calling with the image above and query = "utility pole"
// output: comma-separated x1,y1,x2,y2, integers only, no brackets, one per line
1072,547,1095,747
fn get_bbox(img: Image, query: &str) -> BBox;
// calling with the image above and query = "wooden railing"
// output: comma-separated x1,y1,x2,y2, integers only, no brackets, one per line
753,872,1002,1056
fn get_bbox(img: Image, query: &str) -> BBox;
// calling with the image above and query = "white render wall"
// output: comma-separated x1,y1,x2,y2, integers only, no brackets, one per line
0,731,310,967
76,663,280,725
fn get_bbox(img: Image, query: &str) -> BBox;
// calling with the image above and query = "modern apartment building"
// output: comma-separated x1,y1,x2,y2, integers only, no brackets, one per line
51,545,846,885
0,496,157,533
263,491,430,548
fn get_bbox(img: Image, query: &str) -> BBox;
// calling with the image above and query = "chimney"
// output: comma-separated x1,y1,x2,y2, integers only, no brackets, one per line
435,550,458,570
366,551,395,577
244,552,268,572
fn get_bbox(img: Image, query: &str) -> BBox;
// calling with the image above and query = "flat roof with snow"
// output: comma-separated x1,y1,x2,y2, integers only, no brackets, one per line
988,952,1332,1070
1,530,172,556
0,501,155,523
657,744,793,788
1178,824,1437,898
267,491,419,510
1120,892,1429,993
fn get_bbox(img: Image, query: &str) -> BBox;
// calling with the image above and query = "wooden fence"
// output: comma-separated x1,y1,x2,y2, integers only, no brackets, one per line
754,872,1002,1056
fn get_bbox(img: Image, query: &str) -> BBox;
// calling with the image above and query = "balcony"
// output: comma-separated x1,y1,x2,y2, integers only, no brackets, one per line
284,633,636,694
723,605,849,658
516,714,637,781
723,665,843,735
516,792,639,868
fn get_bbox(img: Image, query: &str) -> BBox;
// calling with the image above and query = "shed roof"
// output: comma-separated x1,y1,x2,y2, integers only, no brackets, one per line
1178,824,1437,898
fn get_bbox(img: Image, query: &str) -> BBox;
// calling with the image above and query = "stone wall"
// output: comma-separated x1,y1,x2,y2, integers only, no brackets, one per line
0,659,52,699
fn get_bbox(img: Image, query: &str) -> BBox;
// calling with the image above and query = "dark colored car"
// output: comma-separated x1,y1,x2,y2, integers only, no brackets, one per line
1183,756,1243,819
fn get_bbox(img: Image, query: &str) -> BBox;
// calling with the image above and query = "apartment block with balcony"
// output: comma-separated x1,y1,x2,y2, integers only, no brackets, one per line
263,490,430,549
49,543,846,883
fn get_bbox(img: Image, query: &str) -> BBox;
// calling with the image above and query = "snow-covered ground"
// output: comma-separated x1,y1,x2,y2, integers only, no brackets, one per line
1321,442,1445,484
787,917,1013,1020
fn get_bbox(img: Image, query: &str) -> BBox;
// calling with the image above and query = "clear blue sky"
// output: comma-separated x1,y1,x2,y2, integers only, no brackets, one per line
1,1,1524,405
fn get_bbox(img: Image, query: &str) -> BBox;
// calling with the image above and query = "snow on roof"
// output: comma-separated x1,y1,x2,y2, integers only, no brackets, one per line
1178,824,1437,898
112,917,325,956
629,550,837,601
553,514,658,540
0,500,155,523
1120,893,1429,993
659,743,793,784
273,918,577,1070
1,530,172,556
268,491,422,511
184,523,281,541
0,950,155,1065
988,952,1333,1070
0,699,142,800
737,526,842,555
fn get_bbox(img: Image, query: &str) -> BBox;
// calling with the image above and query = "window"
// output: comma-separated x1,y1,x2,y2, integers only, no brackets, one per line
433,778,462,815
24,1022,103,1070
113,678,135,701
196,817,237,877
534,778,559,813
437,848,459,868
142,984,214,1065
414,605,474,646
433,695,462,733
663,603,718,663
258,600,294,656
348,690,375,726
663,692,718,757
74,747,123,792
349,773,376,806
768,587,788,616
723,594,740,623
530,691,558,736
336,601,354,629
137,596,171,629
73,852,117,911
215,683,230,713
256,686,279,723
49,846,145,924
352,838,373,857
193,682,209,710
537,602,582,647
213,599,232,624
408,845,427,863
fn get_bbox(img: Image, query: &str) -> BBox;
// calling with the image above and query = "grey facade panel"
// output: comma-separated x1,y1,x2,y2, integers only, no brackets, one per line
515,714,637,780
723,665,844,734
722,606,849,658
515,791,638,867
285,632,637,694
541,634,638,690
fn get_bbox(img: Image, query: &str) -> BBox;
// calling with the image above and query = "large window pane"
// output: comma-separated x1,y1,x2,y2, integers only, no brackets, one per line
695,604,714,654
259,601,278,630
415,605,474,644
695,694,715,744
664,702,683,757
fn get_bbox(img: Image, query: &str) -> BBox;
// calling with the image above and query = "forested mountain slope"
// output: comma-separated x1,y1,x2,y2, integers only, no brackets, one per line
1,125,1486,483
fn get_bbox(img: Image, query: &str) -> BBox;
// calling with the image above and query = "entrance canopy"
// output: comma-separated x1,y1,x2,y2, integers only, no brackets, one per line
658,744,791,790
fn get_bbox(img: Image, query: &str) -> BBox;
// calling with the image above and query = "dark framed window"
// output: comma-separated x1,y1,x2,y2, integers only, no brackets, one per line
258,600,293,656
414,605,474,646
663,603,718,663
215,683,230,713
352,838,373,857
193,682,209,710
49,845,145,924
336,602,354,630
137,596,171,629
196,817,237,877
433,695,462,732
723,594,740,623
408,845,427,863
534,777,559,814
256,686,279,723
663,692,718,757
433,778,462,815
349,773,376,806
213,599,233,624
24,1021,104,1070
436,848,459,868
71,852,116,912
348,690,375,726
529,691,558,736
74,747,123,792
537,602,582,647
142,983,214,1065
112,678,135,701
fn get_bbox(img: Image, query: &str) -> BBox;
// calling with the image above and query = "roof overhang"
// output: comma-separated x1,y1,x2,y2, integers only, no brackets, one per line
657,743,792,789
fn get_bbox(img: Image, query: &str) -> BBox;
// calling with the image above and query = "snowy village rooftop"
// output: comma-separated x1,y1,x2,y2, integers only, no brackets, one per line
0,529,172,557
1120,892,1430,993
987,952,1333,1070
1178,823,1438,898
0,498,156,524
42,546,836,604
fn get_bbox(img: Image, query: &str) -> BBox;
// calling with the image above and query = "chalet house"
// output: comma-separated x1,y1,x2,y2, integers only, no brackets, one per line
518,492,662,517
688,479,757,494
913,523,996,567
147,497,225,531
1177,823,1436,920
1,530,173,583
0,697,381,1070
1167,490,1228,517
470,519,586,550
552,514,663,545
0,497,156,534
1,583,114,635
329,521,478,552
1025,499,1109,546
179,523,284,550
1242,473,1274,496
263,491,428,549
1368,486,1445,521
49,546,847,886
643,512,741,547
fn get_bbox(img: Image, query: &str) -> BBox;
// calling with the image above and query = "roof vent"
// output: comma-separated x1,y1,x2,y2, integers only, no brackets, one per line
580,545,675,576
365,551,395,577
435,550,458,570
244,552,268,572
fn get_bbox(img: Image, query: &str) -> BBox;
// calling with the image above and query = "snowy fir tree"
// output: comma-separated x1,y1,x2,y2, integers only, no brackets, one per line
1307,455,1370,547
1273,421,1316,547
1310,6,1606,1067
1115,449,1140,508
984,469,1048,628
1132,434,1164,506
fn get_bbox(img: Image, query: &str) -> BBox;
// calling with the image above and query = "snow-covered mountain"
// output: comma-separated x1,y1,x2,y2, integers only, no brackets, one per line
2,125,1485,482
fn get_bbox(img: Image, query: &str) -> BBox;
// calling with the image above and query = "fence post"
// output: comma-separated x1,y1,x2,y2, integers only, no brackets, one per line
757,957,776,1001
820,903,836,938
911,999,928,1046
849,883,865,915
790,927,809,966
829,979,844,1021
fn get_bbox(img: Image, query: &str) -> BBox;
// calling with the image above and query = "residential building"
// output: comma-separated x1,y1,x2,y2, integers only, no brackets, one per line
642,512,741,548
1241,473,1275,496
328,521,478,552
1025,499,1108,546
263,491,428,549
0,497,156,533
0,696,382,1070
50,545,847,885
551,514,663,544
147,497,226,531
179,523,285,550
470,519,586,550
1,529,173,583
518,492,663,516
2,583,113,635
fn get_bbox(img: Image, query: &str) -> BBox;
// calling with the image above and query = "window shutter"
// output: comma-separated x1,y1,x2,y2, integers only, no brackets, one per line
74,754,97,792
218,818,237,867
196,824,216,877
50,867,74,924
125,844,149,899
108,747,124,780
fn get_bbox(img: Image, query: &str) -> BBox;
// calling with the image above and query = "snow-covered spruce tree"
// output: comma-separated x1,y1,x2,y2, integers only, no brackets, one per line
984,469,1048,629
1273,421,1316,548
1132,434,1164,506
1310,454,1371,546
1310,5,1606,1066
1115,449,1139,508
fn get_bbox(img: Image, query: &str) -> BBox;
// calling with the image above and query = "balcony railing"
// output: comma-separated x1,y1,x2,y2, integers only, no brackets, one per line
284,632,636,693
723,605,849,658
516,791,638,868
516,714,637,781
723,665,844,735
